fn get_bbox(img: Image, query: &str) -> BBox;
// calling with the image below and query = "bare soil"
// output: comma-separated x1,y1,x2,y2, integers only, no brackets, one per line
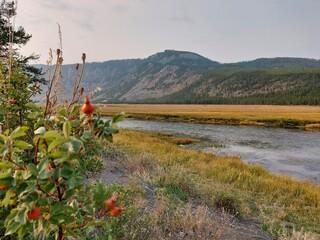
90,156,273,240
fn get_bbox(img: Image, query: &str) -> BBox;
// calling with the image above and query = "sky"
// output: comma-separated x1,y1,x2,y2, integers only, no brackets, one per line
13,0,320,64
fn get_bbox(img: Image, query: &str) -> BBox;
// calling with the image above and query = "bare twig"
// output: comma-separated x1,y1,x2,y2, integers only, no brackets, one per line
67,53,86,110
44,49,62,117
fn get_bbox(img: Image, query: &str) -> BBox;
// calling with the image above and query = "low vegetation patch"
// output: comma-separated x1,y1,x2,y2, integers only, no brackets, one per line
113,129,320,238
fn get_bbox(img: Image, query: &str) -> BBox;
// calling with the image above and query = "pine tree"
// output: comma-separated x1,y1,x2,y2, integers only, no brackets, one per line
0,0,44,129
0,0,44,84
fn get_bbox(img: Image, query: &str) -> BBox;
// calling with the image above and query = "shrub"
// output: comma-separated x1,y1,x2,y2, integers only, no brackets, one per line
0,42,125,239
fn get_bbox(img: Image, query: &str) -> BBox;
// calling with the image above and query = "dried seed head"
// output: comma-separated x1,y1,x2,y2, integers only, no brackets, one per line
85,95,90,104
82,53,86,62
75,63,79,70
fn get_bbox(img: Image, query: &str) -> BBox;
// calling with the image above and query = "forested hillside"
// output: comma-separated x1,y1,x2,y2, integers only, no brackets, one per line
152,69,320,105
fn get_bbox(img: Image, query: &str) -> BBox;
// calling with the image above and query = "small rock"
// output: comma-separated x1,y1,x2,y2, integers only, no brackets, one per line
178,231,185,238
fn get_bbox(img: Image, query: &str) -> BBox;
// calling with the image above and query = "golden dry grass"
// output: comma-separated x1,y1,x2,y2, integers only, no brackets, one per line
99,104,320,127
114,129,320,236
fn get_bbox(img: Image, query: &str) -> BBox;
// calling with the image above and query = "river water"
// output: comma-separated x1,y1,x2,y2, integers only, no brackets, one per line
117,119,320,183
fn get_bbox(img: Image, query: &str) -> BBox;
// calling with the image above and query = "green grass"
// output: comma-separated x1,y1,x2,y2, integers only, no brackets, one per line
164,183,189,202
114,129,320,238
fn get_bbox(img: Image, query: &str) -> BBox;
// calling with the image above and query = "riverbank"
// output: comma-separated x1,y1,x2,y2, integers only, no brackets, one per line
116,118,320,183
99,104,320,130
111,129,320,238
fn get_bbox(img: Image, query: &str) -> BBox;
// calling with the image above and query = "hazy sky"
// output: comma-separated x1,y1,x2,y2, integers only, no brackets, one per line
15,0,320,64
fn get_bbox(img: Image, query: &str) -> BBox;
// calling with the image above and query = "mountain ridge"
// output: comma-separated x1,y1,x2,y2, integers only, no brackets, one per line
35,50,320,105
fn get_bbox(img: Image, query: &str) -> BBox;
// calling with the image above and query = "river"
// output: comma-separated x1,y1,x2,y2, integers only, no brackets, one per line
117,119,320,183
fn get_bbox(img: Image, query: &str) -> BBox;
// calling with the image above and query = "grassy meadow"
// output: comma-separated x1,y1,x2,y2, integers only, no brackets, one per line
99,104,320,129
111,129,320,238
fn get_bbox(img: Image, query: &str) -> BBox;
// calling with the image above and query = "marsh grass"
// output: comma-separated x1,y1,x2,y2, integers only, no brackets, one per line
100,104,320,128
149,132,201,145
114,129,320,237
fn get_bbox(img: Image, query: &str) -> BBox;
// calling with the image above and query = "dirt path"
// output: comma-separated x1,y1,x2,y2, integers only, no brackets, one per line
90,156,273,240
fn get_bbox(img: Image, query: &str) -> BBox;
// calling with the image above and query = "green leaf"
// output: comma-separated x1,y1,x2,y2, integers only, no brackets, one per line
17,182,28,196
37,158,51,180
0,134,8,142
63,121,71,138
10,126,29,139
47,151,65,159
81,131,92,141
21,169,32,180
35,118,45,129
39,170,53,180
13,140,32,149
58,108,68,118
34,126,46,135
66,176,80,190
68,139,83,154
53,168,60,180
63,189,75,199
43,181,55,193
6,209,18,222
16,208,27,224
92,182,110,205
27,163,38,176
5,221,21,236
85,224,96,236
43,130,61,140
106,127,119,134
0,162,14,169
17,224,27,240
70,105,79,116
19,184,36,197
51,202,62,215
25,102,42,111
2,188,14,207
0,173,14,187
24,191,40,202
27,112,42,119
91,148,100,156
60,164,74,180
112,112,125,124
104,120,111,127
48,137,66,152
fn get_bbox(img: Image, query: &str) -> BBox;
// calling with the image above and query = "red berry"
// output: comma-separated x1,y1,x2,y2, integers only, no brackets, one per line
81,96,94,115
78,202,83,207
47,163,53,172
27,207,41,220
106,198,116,210
0,186,8,190
110,207,122,217
105,194,118,210
9,99,15,104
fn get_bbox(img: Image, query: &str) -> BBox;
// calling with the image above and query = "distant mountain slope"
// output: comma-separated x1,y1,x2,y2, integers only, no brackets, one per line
153,69,320,105
230,57,320,69
146,50,219,67
35,50,320,105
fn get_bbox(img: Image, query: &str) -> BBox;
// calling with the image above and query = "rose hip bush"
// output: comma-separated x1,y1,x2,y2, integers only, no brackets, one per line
0,97,125,239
